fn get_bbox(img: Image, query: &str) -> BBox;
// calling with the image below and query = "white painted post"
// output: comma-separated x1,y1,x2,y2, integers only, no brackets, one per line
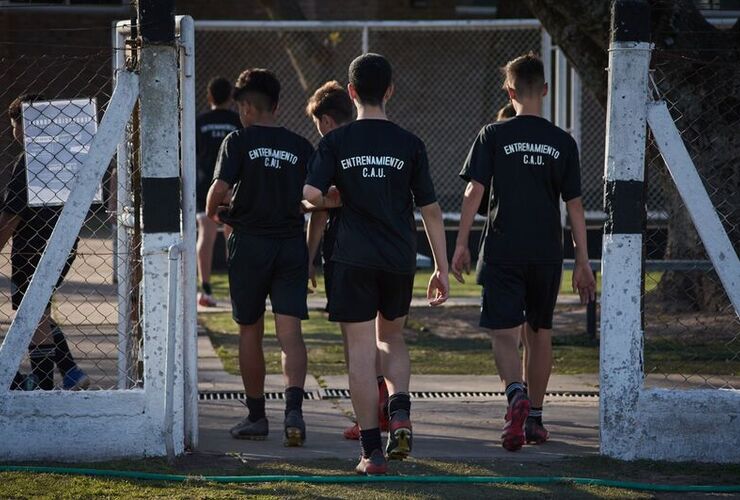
570,67,582,150
554,47,568,131
138,0,184,456
177,14,199,449
541,30,552,122
599,0,652,460
362,24,369,54
164,243,181,462
0,71,139,390
647,102,740,314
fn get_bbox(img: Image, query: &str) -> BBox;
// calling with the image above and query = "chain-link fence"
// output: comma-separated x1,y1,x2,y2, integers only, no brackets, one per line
641,22,739,391
0,48,144,391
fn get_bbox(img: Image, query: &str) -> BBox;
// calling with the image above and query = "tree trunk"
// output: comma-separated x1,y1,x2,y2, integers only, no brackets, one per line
524,0,740,311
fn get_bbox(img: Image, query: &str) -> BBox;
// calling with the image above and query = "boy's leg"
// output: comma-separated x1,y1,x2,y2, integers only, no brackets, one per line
523,324,551,409
196,213,218,306
344,320,380,430
520,324,529,391
29,309,55,390
238,316,266,397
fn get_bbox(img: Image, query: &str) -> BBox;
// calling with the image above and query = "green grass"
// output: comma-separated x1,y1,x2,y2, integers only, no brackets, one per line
201,307,739,378
3,456,738,499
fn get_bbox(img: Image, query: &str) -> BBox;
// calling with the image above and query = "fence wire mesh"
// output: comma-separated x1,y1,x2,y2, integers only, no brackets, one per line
641,27,740,390
0,50,144,391
195,24,542,214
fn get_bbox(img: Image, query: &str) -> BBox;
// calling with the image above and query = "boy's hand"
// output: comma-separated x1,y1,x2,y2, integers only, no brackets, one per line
427,268,449,306
307,262,317,294
451,244,471,283
573,261,596,305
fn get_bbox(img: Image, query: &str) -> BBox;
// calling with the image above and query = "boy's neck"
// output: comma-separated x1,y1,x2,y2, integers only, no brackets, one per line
356,104,387,121
251,114,278,127
513,99,543,118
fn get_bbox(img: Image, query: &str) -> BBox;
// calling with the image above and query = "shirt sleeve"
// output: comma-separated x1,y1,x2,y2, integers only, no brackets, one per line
459,124,495,187
410,140,437,208
2,157,28,215
305,136,335,195
213,131,243,186
561,137,582,202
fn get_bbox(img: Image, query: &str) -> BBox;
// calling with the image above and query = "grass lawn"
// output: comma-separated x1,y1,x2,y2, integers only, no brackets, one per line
2,456,738,499
201,307,737,377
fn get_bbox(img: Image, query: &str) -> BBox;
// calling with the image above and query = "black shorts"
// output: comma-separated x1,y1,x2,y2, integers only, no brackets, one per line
478,262,561,331
227,232,309,325
328,262,414,323
11,249,76,310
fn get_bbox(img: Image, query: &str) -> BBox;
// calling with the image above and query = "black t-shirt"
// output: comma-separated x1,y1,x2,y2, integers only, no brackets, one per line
306,119,437,274
195,109,242,207
214,125,314,238
322,208,340,262
2,155,71,260
460,115,581,264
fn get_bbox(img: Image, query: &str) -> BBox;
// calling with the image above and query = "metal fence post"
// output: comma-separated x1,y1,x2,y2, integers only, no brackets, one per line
599,0,651,460
137,0,184,456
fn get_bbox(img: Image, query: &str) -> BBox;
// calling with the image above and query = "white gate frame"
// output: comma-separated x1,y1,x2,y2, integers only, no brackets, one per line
600,0,740,463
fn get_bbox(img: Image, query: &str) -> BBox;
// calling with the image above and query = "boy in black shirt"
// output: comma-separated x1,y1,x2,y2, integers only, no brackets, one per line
304,80,390,442
195,77,242,308
1,94,89,391
304,54,449,475
452,53,596,451
206,69,313,447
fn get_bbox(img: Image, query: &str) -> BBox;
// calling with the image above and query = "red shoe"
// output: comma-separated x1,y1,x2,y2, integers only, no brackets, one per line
343,422,360,440
378,378,389,432
355,449,388,475
198,293,217,308
502,392,530,451
385,410,412,460
525,418,550,444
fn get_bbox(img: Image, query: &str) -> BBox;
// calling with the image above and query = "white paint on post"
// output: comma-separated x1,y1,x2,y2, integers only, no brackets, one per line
540,30,552,122
164,244,181,461
570,67,582,150
177,14,199,450
599,40,651,460
362,25,369,54
647,102,740,315
0,70,139,391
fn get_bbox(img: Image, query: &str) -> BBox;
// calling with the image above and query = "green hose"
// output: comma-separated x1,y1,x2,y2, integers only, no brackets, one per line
1,466,738,493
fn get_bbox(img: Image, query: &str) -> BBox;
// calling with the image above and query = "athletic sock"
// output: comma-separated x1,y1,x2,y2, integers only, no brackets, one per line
387,392,411,419
528,407,543,426
29,343,56,390
377,375,385,385
523,382,528,395
359,427,382,458
505,382,526,404
246,395,266,422
202,282,212,295
284,386,304,417
51,322,77,376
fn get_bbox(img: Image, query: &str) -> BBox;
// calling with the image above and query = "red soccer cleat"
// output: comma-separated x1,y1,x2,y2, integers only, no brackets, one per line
502,392,530,451
355,449,388,475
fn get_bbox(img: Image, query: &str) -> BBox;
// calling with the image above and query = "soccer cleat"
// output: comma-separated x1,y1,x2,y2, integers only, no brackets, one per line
62,366,90,391
385,409,412,460
343,422,360,440
502,391,530,451
525,418,550,444
283,410,306,447
198,293,218,308
355,449,388,476
230,416,269,440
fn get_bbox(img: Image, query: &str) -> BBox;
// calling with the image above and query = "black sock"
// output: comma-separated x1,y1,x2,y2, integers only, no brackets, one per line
51,322,77,376
377,375,385,385
528,407,543,426
246,395,266,422
29,343,56,390
523,382,528,395
284,386,304,417
387,392,411,419
359,427,382,458
505,382,525,404
202,282,212,295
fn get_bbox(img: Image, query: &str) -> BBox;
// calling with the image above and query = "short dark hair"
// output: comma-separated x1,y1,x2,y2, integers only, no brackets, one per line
208,77,232,105
233,68,280,112
501,52,545,98
348,53,392,106
306,81,353,125
496,102,516,121
8,94,43,122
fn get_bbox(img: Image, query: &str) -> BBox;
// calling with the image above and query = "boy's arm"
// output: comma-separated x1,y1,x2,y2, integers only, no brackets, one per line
451,180,485,283
205,180,231,223
306,210,329,291
419,202,449,306
566,196,596,304
0,212,20,252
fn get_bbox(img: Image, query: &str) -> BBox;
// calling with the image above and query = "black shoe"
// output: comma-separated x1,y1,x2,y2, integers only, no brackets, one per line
284,409,306,447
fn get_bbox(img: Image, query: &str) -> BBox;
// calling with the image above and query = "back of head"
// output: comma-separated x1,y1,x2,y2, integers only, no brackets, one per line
8,93,44,122
208,77,232,106
306,80,354,125
348,53,392,107
501,52,545,99
233,68,280,113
